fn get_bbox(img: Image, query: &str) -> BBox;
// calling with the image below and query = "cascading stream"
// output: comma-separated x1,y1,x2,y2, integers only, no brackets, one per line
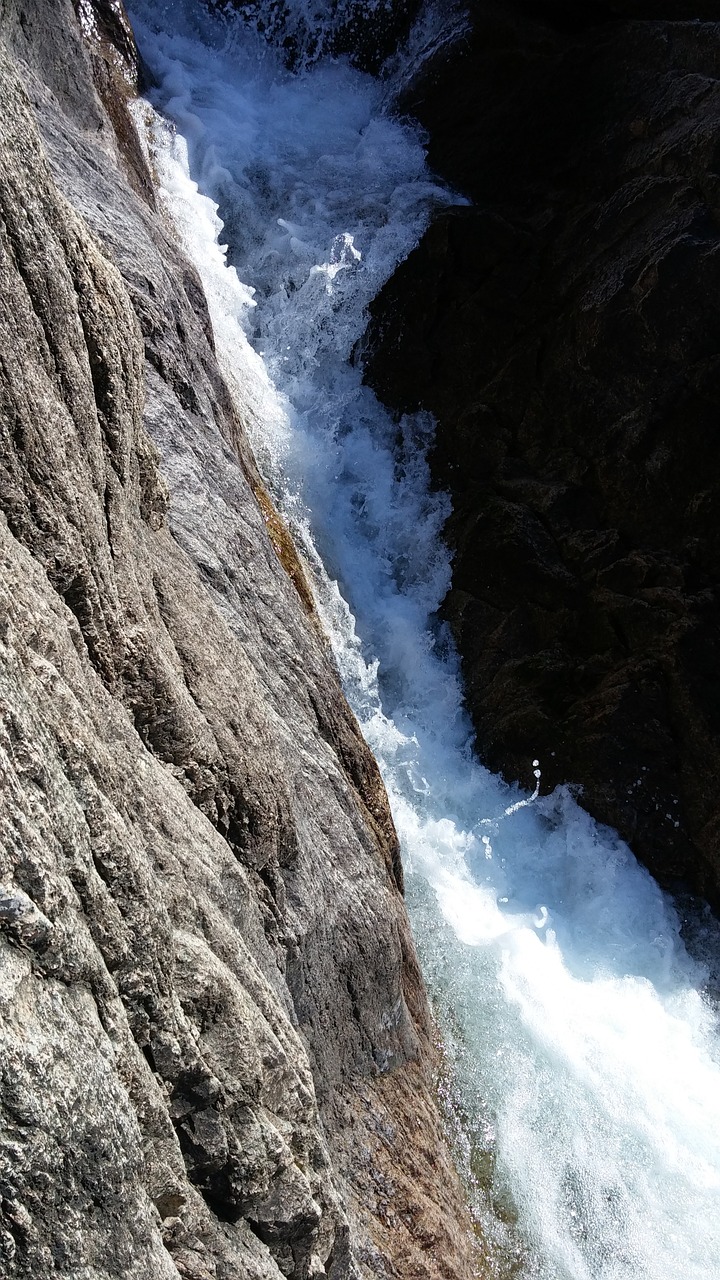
129,4,720,1276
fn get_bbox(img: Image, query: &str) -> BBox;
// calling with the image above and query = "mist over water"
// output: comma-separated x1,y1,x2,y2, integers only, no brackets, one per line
131,4,720,1275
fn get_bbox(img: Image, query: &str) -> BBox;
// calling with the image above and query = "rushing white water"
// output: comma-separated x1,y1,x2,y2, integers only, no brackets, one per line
130,4,720,1276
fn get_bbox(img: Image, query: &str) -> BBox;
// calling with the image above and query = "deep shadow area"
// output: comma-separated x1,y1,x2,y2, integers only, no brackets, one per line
365,0,720,905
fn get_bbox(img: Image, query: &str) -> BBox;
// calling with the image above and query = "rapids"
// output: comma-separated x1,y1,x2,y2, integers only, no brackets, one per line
129,3,720,1275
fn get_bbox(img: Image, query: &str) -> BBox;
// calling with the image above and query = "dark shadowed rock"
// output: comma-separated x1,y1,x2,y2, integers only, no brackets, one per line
206,0,423,73
365,0,720,903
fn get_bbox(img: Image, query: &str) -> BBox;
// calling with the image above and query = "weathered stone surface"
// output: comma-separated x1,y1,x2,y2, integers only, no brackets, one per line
0,3,478,1277
366,0,720,905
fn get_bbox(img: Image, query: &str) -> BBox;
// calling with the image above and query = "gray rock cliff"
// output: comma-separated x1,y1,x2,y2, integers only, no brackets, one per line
0,2,478,1276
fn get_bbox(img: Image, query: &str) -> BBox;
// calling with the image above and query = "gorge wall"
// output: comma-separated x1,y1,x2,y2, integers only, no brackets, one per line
0,2,479,1277
366,0,720,907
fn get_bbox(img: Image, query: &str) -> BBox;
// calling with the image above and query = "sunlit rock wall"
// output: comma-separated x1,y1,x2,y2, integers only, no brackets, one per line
0,2,478,1276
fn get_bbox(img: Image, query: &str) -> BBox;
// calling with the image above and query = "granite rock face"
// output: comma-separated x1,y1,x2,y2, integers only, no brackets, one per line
366,0,720,904
0,2,478,1277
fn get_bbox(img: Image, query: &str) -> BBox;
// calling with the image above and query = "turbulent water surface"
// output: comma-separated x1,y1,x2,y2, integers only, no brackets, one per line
130,4,720,1276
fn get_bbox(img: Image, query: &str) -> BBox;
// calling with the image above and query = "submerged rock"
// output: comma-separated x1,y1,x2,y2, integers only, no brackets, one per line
0,1,478,1276
365,0,720,904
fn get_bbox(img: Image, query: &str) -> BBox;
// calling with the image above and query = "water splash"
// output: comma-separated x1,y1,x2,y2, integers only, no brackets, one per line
207,0,424,71
130,5,720,1275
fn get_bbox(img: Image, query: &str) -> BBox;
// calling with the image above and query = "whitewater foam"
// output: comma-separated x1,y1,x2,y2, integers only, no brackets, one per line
130,4,720,1275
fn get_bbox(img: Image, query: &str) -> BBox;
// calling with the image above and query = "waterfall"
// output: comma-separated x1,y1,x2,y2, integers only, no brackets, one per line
129,4,720,1275
200,0,429,71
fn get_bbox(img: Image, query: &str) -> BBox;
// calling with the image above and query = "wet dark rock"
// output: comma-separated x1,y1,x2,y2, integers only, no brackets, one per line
206,0,423,73
366,0,720,902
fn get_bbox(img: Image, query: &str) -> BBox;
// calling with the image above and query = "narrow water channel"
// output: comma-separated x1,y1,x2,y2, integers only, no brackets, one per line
130,5,720,1275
